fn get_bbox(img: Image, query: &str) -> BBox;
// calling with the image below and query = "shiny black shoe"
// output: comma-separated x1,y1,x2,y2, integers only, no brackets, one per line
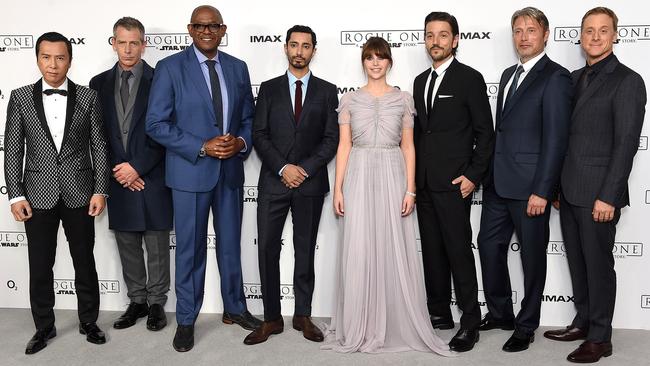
502,333,534,352
173,325,194,352
25,326,56,355
113,302,149,329
146,304,167,331
79,322,107,344
430,315,455,330
449,328,479,352
222,310,262,331
479,313,515,331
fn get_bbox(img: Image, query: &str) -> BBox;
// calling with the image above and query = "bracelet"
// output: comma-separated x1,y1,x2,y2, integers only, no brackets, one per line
406,191,416,197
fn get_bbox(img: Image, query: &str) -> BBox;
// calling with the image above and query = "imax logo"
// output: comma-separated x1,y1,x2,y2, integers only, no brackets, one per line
0,35,34,51
337,86,360,96
542,294,575,302
555,25,650,44
640,136,648,150
250,35,282,43
341,30,423,47
244,185,258,203
642,295,650,308
460,31,491,40
0,231,28,247
69,37,85,45
613,242,643,258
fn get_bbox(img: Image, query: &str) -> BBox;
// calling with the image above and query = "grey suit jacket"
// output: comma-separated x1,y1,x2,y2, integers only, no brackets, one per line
561,55,646,208
3,79,110,209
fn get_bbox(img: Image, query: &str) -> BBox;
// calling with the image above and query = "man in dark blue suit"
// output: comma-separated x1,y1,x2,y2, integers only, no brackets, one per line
477,7,572,352
146,5,259,352
90,17,172,333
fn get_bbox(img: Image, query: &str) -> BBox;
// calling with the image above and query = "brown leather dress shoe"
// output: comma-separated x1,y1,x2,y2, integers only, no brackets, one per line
567,341,612,363
292,315,324,342
243,318,284,345
544,325,587,342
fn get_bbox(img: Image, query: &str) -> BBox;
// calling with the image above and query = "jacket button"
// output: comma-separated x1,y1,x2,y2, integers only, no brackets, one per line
426,130,432,134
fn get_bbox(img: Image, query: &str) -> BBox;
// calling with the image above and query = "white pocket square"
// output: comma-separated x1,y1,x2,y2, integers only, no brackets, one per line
438,94,454,98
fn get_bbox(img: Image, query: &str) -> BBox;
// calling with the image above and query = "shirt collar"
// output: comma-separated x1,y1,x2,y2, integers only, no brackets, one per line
431,55,454,76
42,78,68,92
118,60,144,79
518,51,546,73
193,44,219,64
587,52,614,74
287,70,311,85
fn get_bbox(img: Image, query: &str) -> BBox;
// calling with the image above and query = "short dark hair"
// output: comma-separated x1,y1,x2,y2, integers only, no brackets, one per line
361,36,393,68
424,11,460,55
113,17,146,41
286,25,317,46
35,32,72,59
581,7,618,32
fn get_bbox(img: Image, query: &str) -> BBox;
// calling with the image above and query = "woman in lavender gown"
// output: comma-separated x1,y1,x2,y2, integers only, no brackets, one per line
323,37,451,356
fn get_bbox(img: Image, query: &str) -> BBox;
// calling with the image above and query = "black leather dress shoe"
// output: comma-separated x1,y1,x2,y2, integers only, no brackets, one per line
146,304,167,331
113,302,149,329
502,333,534,352
25,326,56,355
430,315,455,330
173,325,194,352
543,325,587,342
449,328,479,352
479,313,515,331
223,310,262,331
79,322,107,344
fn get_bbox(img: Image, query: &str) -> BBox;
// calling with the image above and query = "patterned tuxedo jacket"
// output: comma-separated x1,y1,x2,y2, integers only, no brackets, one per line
3,79,110,209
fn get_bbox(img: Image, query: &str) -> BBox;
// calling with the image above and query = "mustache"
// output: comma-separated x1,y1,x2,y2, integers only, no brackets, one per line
429,45,444,51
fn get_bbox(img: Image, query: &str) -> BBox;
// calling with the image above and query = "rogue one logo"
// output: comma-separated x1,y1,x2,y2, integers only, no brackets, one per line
0,231,28,247
340,30,424,47
554,25,650,44
53,279,120,295
108,33,229,50
0,35,34,52
244,185,258,203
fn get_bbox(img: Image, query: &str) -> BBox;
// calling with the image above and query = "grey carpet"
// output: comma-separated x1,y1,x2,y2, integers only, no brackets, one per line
1,308,647,365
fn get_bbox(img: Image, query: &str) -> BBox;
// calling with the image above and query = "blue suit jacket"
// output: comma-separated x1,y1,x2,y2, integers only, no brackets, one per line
146,46,254,192
90,61,173,231
488,55,572,200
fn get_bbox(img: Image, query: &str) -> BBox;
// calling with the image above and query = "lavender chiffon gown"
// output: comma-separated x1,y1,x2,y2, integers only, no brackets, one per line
322,88,451,356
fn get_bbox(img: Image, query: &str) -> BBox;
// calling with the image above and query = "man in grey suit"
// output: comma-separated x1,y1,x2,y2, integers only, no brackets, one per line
4,32,110,354
543,7,646,363
90,17,173,332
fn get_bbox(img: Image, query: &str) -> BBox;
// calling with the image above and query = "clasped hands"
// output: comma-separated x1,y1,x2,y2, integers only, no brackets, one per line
203,133,244,160
113,162,144,191
281,164,308,189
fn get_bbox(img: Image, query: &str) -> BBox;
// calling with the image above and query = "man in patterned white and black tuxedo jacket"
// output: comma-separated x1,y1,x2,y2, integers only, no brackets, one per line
3,32,110,355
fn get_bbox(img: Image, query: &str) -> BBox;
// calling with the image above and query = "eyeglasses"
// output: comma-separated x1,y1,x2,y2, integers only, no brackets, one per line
190,23,224,33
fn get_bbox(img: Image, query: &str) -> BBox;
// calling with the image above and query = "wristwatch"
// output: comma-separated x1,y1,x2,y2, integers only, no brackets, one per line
199,143,207,158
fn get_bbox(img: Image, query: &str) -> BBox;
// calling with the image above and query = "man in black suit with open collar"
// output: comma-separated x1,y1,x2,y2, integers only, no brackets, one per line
90,17,172,333
413,11,494,353
244,25,338,345
4,32,110,354
543,7,646,363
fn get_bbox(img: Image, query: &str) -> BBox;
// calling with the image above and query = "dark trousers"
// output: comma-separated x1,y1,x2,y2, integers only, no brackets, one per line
416,187,481,330
477,186,549,336
560,195,620,343
114,230,170,305
24,200,99,330
256,190,324,321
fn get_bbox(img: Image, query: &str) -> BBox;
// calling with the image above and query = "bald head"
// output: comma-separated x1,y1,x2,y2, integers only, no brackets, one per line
190,5,222,23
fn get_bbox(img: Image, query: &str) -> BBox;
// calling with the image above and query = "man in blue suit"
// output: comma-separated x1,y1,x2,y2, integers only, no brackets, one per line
90,17,172,332
146,5,260,352
477,7,572,352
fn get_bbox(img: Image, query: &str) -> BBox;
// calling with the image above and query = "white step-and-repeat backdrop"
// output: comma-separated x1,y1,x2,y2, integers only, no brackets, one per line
1,0,649,330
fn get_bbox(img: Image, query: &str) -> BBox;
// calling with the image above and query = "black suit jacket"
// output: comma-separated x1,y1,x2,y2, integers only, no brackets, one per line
89,61,173,231
487,55,572,200
413,59,494,191
4,79,110,209
253,73,339,196
561,55,646,208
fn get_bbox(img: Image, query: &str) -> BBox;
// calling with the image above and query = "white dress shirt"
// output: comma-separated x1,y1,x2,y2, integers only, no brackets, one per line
423,56,454,111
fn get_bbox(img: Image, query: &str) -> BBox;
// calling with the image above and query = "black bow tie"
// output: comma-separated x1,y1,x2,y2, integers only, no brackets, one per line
43,89,68,96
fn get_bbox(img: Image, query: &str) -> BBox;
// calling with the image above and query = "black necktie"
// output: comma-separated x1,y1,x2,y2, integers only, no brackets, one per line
205,60,224,131
576,67,594,101
120,70,132,112
504,65,525,108
294,80,303,123
43,89,68,96
426,70,438,117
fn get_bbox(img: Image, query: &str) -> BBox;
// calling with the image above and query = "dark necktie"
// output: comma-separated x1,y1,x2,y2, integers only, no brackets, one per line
43,89,68,96
426,70,438,117
504,65,525,108
294,80,303,123
205,60,224,131
576,67,594,101
120,70,132,112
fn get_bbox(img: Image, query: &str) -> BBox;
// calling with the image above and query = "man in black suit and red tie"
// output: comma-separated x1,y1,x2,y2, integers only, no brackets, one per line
412,11,494,353
244,25,338,345
544,7,646,363
3,32,110,354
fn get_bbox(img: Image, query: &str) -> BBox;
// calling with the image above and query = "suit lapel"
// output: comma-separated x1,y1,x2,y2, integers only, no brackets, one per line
278,73,296,127
219,52,235,133
502,55,549,119
495,66,514,127
127,62,153,147
413,70,428,130
184,46,216,123
428,59,458,125
572,56,619,118
298,74,319,127
31,79,58,152
58,79,77,155
101,65,125,157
